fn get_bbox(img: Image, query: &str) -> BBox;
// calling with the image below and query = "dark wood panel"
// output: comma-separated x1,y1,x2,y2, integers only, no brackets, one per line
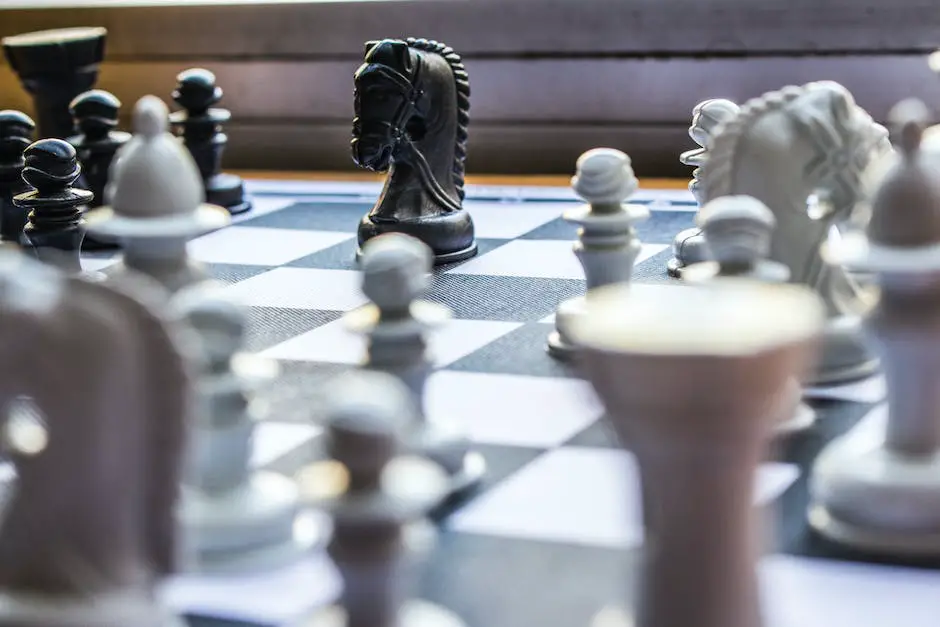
173,121,693,177
1,0,939,58
2,55,935,127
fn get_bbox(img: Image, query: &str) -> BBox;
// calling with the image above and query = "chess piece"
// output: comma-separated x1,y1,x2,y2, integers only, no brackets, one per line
68,90,131,251
174,283,322,573
696,80,891,385
0,245,193,627
2,27,107,139
667,98,739,277
169,69,252,216
683,195,817,435
569,280,824,627
84,95,231,294
810,99,940,557
292,370,465,627
14,138,93,274
344,232,485,500
0,110,35,243
352,38,476,265
547,148,649,359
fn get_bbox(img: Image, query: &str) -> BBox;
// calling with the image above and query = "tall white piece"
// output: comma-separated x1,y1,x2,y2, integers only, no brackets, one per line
547,148,649,359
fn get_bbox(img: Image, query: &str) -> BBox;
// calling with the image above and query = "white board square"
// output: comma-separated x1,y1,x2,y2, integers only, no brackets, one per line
189,226,352,266
251,422,322,468
464,201,566,239
221,267,368,311
262,316,521,366
447,239,668,279
230,196,298,224
447,447,799,548
426,371,603,448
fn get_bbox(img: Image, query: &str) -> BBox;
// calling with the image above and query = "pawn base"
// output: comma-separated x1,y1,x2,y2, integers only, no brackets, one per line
206,172,252,215
547,294,585,360
182,471,322,574
296,599,466,627
808,414,940,557
667,226,709,279
807,315,880,386
0,588,184,627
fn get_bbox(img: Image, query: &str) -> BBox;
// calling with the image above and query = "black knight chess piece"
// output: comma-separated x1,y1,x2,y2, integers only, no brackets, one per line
352,38,477,264
68,89,131,251
2,27,107,139
169,68,252,215
0,111,35,243
14,139,93,273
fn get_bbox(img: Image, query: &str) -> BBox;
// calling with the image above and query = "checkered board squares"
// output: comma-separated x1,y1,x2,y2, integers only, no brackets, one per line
73,179,937,627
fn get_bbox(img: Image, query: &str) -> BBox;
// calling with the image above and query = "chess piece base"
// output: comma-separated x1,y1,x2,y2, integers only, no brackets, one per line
182,471,322,574
206,172,252,215
356,209,477,266
809,315,880,386
0,588,184,627
422,448,486,503
547,295,585,360
808,413,940,557
297,598,466,627
668,226,708,279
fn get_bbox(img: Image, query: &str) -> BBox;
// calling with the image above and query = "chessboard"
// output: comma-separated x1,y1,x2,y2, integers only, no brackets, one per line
80,178,938,627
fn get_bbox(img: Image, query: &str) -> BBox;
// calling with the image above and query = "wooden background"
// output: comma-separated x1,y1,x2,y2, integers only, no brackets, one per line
2,0,940,177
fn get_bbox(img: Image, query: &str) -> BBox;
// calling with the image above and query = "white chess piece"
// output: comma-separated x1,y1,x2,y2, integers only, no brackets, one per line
547,148,649,359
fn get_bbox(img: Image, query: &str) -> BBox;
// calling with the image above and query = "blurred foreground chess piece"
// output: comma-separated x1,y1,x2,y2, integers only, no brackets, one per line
547,147,648,359
1,27,107,139
293,370,466,627
570,280,824,627
14,138,93,274
85,95,230,294
0,111,35,243
352,38,476,265
684,195,817,435
346,232,485,501
667,98,739,277
170,69,251,216
696,80,890,385
0,244,193,627
810,99,940,557
174,283,324,573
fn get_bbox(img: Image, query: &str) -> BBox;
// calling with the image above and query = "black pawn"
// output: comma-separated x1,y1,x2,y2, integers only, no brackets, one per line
14,139,93,273
0,111,35,243
169,68,251,215
68,89,131,251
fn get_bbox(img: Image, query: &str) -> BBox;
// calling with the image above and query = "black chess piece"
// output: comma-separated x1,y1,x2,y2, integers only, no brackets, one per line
0,111,35,244
2,27,107,139
351,38,477,265
67,89,131,251
169,68,251,215
14,139,93,273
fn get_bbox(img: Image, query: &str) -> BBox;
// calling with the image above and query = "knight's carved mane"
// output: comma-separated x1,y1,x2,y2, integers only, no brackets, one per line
699,84,811,201
405,37,471,201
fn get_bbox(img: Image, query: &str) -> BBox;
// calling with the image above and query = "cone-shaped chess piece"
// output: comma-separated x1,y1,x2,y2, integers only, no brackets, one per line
68,90,132,251
345,232,485,502
667,98,739,278
84,95,230,294
811,99,940,557
569,281,824,627
292,370,465,627
2,27,107,139
169,69,251,216
174,283,324,573
13,138,92,274
683,195,816,435
0,110,35,243
548,148,649,359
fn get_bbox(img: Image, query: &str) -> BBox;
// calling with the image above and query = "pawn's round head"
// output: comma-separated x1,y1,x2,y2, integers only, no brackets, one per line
0,110,36,151
360,233,433,313
21,138,80,192
688,99,739,146
572,148,638,205
173,283,246,365
698,195,776,265
172,68,223,114
323,370,415,476
69,89,121,135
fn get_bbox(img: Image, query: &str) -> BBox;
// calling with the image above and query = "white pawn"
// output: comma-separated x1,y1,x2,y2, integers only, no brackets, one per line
174,283,323,573
344,232,486,501
547,148,649,359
